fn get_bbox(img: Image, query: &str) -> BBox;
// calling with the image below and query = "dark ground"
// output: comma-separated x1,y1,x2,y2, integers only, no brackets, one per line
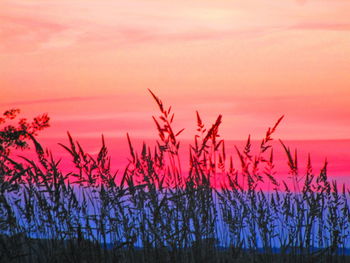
1,234,350,263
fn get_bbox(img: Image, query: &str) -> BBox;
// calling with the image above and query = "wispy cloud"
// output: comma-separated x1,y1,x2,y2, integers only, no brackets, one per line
290,23,350,31
0,96,105,106
0,13,71,53
79,26,269,49
2,0,350,52
53,112,153,122
0,1,273,53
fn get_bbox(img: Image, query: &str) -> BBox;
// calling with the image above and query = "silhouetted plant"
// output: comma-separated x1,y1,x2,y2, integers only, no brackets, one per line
0,92,349,263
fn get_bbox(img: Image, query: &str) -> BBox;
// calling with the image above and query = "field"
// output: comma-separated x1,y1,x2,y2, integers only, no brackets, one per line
1,92,350,263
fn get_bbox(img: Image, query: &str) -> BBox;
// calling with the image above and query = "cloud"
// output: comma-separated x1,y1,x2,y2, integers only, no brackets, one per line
0,96,104,106
290,23,350,31
53,112,153,122
0,14,70,53
224,95,350,126
0,1,271,53
78,24,268,49
2,0,350,54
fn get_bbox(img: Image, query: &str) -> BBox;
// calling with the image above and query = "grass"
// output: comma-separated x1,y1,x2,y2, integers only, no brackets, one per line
1,90,350,262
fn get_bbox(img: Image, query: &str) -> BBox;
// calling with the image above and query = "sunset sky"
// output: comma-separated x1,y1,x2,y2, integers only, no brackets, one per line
1,0,350,143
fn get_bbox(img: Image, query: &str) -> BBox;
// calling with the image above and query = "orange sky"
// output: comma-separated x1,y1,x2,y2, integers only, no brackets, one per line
1,0,350,140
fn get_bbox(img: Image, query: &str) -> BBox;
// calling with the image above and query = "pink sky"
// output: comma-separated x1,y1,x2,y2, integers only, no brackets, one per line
1,0,350,142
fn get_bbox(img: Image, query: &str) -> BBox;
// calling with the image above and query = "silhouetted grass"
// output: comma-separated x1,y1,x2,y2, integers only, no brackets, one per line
1,91,350,262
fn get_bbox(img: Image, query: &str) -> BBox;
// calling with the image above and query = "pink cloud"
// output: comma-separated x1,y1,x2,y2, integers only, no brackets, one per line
290,23,350,31
78,24,269,49
1,1,274,53
0,14,69,52
219,95,350,125
171,94,350,138
0,96,105,107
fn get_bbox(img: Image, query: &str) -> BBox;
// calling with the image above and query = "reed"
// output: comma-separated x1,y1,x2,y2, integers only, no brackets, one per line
0,92,349,262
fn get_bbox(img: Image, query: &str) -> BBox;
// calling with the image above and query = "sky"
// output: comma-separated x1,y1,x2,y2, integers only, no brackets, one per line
1,0,350,144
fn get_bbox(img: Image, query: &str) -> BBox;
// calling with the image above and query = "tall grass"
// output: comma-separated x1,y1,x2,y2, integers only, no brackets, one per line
0,91,349,262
